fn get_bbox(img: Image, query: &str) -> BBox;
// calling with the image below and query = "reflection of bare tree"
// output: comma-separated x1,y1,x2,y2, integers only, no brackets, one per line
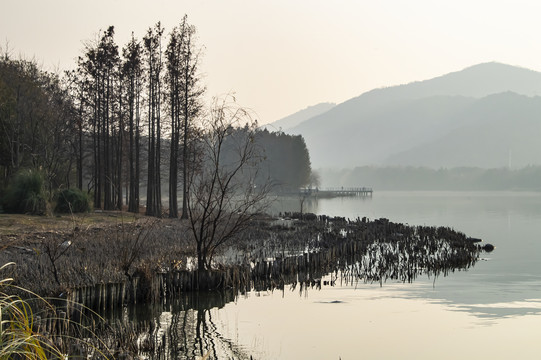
187,307,250,359
193,309,206,358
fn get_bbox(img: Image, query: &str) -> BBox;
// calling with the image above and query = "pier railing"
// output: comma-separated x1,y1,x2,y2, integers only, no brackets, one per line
300,187,373,197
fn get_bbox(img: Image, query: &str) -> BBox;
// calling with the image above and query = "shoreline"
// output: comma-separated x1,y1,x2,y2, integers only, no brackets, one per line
1,211,488,304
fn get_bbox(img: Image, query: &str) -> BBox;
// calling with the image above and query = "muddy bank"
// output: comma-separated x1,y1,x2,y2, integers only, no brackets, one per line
0,214,194,298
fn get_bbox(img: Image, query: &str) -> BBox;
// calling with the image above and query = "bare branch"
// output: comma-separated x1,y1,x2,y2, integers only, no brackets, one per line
186,95,273,271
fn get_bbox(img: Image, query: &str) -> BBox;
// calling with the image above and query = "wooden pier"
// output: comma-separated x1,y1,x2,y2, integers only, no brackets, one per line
300,187,373,198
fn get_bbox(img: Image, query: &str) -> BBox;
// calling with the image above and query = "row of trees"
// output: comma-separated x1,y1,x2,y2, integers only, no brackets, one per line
1,17,313,223
254,130,311,190
1,17,315,273
66,18,203,218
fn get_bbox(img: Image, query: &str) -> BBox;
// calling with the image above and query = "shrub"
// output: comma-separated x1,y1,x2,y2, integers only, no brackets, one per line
54,188,91,213
2,169,47,215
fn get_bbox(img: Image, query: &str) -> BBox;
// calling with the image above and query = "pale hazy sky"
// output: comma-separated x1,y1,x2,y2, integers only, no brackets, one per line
2,0,541,124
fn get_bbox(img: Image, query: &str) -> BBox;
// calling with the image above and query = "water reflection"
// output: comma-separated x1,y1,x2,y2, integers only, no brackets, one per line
213,283,541,360
286,192,541,319
96,215,486,358
70,191,541,359
98,291,251,359
453,301,541,320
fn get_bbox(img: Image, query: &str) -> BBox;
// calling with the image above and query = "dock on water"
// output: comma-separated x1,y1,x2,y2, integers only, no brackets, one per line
299,187,373,198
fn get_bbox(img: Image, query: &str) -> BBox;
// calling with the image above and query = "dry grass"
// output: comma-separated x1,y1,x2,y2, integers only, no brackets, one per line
0,211,194,298
0,211,483,300
0,211,142,236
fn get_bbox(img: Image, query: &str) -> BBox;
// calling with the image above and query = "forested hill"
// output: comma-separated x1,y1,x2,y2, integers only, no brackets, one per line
254,130,311,190
285,62,541,169
196,127,312,192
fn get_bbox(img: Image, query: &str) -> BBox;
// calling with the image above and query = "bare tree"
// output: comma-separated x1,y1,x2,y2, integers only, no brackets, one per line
166,15,205,218
187,97,272,271
63,68,86,191
77,26,120,210
122,34,143,213
143,23,164,217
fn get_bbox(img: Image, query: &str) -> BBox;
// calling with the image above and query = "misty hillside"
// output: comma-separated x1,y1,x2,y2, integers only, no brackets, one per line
264,102,335,132
385,92,541,168
286,62,541,169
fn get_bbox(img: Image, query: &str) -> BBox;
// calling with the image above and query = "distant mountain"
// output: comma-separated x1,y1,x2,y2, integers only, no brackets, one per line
264,102,335,132
384,92,541,168
286,62,541,169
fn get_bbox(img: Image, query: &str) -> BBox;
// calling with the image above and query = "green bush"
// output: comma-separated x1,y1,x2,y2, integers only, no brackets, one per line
54,188,91,213
2,169,47,215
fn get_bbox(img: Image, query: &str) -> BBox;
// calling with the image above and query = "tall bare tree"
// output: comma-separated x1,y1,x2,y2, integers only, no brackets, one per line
122,34,143,213
99,27,120,210
78,26,120,209
143,23,164,217
166,15,205,218
63,67,86,191
187,97,272,271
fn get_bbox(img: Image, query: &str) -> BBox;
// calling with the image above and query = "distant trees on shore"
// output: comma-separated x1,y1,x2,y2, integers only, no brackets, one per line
322,166,541,191
254,129,311,191
0,18,314,216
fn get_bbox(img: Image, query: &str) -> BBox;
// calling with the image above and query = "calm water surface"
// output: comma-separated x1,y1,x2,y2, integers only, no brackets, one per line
150,192,541,359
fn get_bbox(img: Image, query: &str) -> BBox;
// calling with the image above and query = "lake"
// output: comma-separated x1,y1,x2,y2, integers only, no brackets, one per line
128,191,541,359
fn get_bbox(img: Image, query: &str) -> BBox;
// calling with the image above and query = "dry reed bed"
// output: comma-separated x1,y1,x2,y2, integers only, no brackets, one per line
0,212,491,358
0,213,486,303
